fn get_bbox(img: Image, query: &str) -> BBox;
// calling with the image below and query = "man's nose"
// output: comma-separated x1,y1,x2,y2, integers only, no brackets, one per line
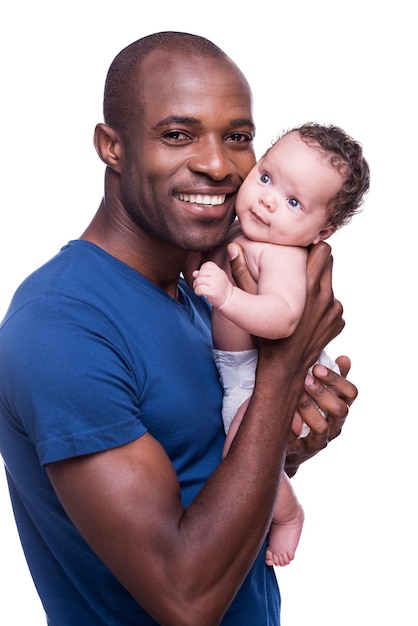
188,137,236,181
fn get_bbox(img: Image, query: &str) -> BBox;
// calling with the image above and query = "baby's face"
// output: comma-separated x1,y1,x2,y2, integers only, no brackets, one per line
235,132,341,247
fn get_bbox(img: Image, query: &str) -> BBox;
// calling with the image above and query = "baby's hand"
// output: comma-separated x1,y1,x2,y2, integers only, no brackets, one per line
192,261,233,308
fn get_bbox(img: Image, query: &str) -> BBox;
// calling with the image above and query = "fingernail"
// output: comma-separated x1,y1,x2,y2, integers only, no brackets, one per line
305,373,314,385
314,365,328,376
228,245,238,260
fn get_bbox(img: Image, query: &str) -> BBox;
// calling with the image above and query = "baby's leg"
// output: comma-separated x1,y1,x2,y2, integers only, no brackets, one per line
265,473,304,567
222,396,250,458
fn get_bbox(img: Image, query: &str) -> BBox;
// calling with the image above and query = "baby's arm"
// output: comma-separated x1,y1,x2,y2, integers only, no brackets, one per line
193,244,307,339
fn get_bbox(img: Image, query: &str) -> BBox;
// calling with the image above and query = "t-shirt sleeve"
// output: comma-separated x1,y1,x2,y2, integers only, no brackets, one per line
5,295,147,466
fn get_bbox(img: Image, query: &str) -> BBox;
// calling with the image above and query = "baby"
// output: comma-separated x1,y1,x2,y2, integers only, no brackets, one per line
191,122,370,566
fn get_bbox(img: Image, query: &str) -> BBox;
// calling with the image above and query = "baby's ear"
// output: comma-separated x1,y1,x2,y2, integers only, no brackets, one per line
312,225,336,244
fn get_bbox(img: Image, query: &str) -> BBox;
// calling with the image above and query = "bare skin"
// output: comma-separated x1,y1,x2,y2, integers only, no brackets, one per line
222,394,304,567
225,245,356,567
45,49,352,625
229,242,357,478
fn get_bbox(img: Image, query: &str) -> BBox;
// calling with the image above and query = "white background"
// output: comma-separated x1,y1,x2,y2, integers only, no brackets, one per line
1,1,416,624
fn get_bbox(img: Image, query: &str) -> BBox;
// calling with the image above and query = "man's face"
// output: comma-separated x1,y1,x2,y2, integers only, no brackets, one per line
117,49,256,252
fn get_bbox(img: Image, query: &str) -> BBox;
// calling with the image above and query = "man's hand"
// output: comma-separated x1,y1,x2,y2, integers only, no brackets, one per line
284,356,358,476
228,243,257,295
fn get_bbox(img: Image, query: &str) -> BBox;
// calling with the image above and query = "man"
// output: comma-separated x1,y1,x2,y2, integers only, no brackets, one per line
0,32,356,624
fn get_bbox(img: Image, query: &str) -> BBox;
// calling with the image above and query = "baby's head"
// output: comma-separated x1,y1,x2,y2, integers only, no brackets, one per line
235,122,370,248
273,123,370,230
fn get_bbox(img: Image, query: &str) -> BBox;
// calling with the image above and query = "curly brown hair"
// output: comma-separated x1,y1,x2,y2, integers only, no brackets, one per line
274,122,370,229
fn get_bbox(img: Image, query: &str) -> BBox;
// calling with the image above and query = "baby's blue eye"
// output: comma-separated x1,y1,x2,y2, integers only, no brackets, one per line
288,197,301,209
260,173,270,184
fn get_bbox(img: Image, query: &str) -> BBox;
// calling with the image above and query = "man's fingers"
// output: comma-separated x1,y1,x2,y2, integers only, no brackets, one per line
228,243,257,295
305,241,332,284
335,355,351,378
310,362,358,408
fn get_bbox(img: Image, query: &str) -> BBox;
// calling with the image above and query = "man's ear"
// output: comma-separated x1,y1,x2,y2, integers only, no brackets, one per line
312,225,336,245
94,123,123,172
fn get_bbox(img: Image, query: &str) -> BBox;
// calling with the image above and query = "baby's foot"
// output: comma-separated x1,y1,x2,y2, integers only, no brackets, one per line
265,543,294,567
265,509,304,567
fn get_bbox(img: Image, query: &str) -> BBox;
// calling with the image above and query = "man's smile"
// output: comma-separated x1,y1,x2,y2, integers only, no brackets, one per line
175,193,226,206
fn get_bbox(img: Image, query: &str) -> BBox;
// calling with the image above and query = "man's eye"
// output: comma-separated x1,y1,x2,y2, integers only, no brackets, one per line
260,173,270,184
288,197,301,209
162,131,191,142
228,132,252,143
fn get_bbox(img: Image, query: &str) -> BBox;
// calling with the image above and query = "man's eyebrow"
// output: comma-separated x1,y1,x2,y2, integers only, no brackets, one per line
154,116,201,129
153,116,255,131
230,118,256,132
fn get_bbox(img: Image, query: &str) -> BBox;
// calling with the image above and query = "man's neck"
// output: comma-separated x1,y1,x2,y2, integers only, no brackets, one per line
80,202,187,300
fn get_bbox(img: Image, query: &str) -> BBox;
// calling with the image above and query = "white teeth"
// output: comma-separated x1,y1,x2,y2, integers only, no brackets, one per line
176,193,226,206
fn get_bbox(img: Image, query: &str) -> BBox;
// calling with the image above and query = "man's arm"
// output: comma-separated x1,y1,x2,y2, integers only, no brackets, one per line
229,242,357,477
47,243,342,626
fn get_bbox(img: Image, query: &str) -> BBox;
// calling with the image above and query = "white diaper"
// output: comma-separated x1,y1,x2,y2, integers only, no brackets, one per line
213,349,258,434
214,348,340,438
312,350,340,376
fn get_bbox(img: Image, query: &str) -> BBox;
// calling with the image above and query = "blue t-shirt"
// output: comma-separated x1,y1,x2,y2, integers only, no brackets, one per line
0,241,280,625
